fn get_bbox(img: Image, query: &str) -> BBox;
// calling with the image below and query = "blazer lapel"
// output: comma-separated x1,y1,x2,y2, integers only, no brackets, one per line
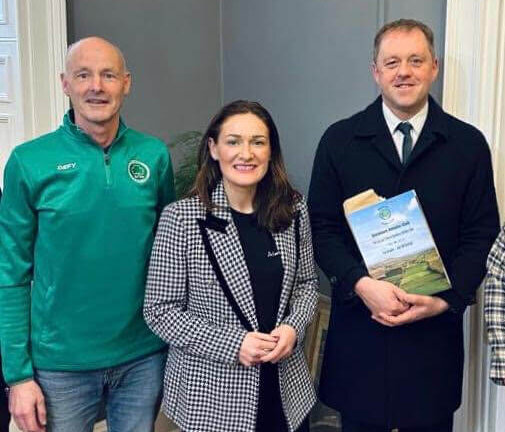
198,182,259,331
273,211,300,325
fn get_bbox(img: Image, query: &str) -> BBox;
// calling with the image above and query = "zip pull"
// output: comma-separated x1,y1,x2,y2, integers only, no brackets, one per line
103,151,112,186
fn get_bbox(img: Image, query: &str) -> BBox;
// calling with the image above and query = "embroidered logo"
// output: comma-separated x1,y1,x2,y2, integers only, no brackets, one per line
128,160,150,183
57,162,77,171
267,251,281,258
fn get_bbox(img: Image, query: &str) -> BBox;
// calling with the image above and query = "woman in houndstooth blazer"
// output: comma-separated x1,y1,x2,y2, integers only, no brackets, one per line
144,100,318,432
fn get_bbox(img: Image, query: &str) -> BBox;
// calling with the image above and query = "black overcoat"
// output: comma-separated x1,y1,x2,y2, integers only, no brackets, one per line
308,96,500,428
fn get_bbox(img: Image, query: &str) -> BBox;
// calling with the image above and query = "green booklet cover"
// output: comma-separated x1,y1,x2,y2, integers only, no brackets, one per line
346,190,451,295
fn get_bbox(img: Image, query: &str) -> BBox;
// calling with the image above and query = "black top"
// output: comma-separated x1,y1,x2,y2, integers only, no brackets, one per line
231,209,283,332
231,209,288,432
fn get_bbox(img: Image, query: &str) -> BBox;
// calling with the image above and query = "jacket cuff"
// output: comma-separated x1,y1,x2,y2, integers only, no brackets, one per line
7,376,34,387
331,266,368,303
282,316,306,348
434,289,470,315
490,346,505,385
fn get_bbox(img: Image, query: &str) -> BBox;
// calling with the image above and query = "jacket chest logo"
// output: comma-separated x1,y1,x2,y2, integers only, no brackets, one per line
128,160,150,183
57,162,77,171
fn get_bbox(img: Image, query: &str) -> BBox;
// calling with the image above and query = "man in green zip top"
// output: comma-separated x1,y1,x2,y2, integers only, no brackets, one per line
0,37,175,432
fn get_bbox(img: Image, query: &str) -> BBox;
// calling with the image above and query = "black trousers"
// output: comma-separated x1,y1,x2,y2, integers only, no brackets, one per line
0,354,10,432
341,415,453,432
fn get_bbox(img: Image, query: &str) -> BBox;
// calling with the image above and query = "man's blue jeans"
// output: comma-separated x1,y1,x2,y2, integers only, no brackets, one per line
35,350,166,432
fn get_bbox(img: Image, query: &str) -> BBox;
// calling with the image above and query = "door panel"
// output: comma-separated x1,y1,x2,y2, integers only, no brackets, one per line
0,1,23,188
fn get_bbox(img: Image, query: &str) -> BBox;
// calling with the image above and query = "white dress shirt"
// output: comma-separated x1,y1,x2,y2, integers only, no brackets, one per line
382,101,428,163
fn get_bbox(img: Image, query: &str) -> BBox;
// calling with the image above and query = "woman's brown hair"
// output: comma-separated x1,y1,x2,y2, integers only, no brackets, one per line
191,100,300,232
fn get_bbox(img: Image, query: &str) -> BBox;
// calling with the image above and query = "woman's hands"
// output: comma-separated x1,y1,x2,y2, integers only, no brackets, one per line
239,332,278,366
238,324,297,367
260,324,297,364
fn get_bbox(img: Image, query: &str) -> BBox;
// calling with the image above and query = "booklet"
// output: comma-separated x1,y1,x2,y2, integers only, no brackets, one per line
344,189,451,296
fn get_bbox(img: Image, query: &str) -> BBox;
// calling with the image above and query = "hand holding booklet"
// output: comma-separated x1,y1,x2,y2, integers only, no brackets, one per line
344,189,451,296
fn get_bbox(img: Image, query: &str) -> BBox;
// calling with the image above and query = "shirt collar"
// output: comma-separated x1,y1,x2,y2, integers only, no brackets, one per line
382,101,429,136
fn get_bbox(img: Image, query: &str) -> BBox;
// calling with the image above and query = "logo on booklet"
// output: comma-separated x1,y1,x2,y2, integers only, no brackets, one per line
377,206,391,221
128,160,150,183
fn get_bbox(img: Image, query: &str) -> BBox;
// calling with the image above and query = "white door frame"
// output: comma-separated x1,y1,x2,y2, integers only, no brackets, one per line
444,1,505,431
17,0,67,140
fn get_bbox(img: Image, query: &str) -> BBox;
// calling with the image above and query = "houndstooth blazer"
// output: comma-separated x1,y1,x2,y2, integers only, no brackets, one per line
485,225,505,385
144,182,318,432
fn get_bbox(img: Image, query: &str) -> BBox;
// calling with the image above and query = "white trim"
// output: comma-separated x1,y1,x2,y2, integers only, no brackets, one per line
0,53,12,103
17,0,67,140
16,0,34,138
0,53,10,102
0,113,10,122
46,0,67,129
0,0,7,24
444,1,505,431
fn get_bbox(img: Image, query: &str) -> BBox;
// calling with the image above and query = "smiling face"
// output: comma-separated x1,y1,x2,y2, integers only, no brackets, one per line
61,37,131,133
208,113,271,196
372,28,439,119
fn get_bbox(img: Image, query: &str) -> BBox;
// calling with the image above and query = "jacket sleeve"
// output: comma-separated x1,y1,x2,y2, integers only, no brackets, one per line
484,226,505,385
281,200,319,344
436,141,500,314
308,127,368,303
0,152,36,384
144,205,247,365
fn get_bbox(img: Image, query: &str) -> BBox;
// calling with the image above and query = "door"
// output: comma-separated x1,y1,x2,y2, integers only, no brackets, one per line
0,0,24,189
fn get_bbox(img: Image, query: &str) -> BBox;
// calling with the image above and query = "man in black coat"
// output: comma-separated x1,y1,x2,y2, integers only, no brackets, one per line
0,187,10,432
308,19,500,431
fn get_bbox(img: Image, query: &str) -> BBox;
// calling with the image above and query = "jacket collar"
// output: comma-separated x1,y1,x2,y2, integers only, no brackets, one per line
203,180,234,226
190,181,231,234
355,96,448,138
61,109,129,146
354,96,449,169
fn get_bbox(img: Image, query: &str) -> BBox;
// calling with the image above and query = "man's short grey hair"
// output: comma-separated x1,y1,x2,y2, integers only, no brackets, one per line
64,37,129,73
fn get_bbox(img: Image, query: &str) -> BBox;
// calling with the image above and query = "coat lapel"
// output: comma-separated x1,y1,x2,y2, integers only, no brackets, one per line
405,97,449,167
355,97,403,172
356,96,449,171
405,129,437,167
199,182,259,331
371,130,403,171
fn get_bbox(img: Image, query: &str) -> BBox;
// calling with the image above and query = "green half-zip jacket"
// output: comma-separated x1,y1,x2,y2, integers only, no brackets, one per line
0,111,175,384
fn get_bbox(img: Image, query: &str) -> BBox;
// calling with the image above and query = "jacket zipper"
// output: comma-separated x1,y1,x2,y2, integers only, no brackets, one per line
104,150,112,186
73,123,120,188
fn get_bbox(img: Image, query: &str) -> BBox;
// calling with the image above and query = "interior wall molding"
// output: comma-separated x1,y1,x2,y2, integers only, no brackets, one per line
444,1,505,431
17,0,67,140
46,0,67,130
0,0,7,25
0,53,11,102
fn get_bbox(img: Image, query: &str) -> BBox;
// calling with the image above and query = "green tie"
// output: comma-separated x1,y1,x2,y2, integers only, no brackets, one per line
397,122,413,164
